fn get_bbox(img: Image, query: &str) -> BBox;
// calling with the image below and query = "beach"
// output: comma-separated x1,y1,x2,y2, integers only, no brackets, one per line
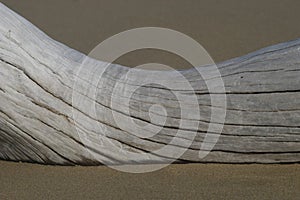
0,0,300,199
1,161,299,200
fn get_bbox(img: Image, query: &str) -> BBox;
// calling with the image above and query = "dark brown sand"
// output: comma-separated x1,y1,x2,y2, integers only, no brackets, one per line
0,0,300,199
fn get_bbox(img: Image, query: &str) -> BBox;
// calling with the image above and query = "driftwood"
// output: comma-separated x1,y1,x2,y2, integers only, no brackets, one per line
0,3,299,165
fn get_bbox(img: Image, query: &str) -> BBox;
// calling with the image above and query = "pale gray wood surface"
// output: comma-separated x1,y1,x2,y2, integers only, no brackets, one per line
0,3,299,165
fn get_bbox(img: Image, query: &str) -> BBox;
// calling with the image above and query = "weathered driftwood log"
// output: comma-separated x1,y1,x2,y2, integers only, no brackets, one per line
0,3,299,165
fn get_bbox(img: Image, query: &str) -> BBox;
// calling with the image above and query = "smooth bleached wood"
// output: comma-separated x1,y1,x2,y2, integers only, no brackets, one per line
0,3,299,165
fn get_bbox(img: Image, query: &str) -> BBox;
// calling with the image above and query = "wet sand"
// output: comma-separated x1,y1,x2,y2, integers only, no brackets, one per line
0,0,300,199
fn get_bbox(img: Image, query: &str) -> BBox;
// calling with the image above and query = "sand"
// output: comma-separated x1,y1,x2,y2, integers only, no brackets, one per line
0,0,300,199
3,0,300,68
0,161,299,200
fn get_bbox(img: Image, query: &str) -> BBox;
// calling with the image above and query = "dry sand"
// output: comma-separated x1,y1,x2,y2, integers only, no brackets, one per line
0,0,300,199
0,161,299,200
